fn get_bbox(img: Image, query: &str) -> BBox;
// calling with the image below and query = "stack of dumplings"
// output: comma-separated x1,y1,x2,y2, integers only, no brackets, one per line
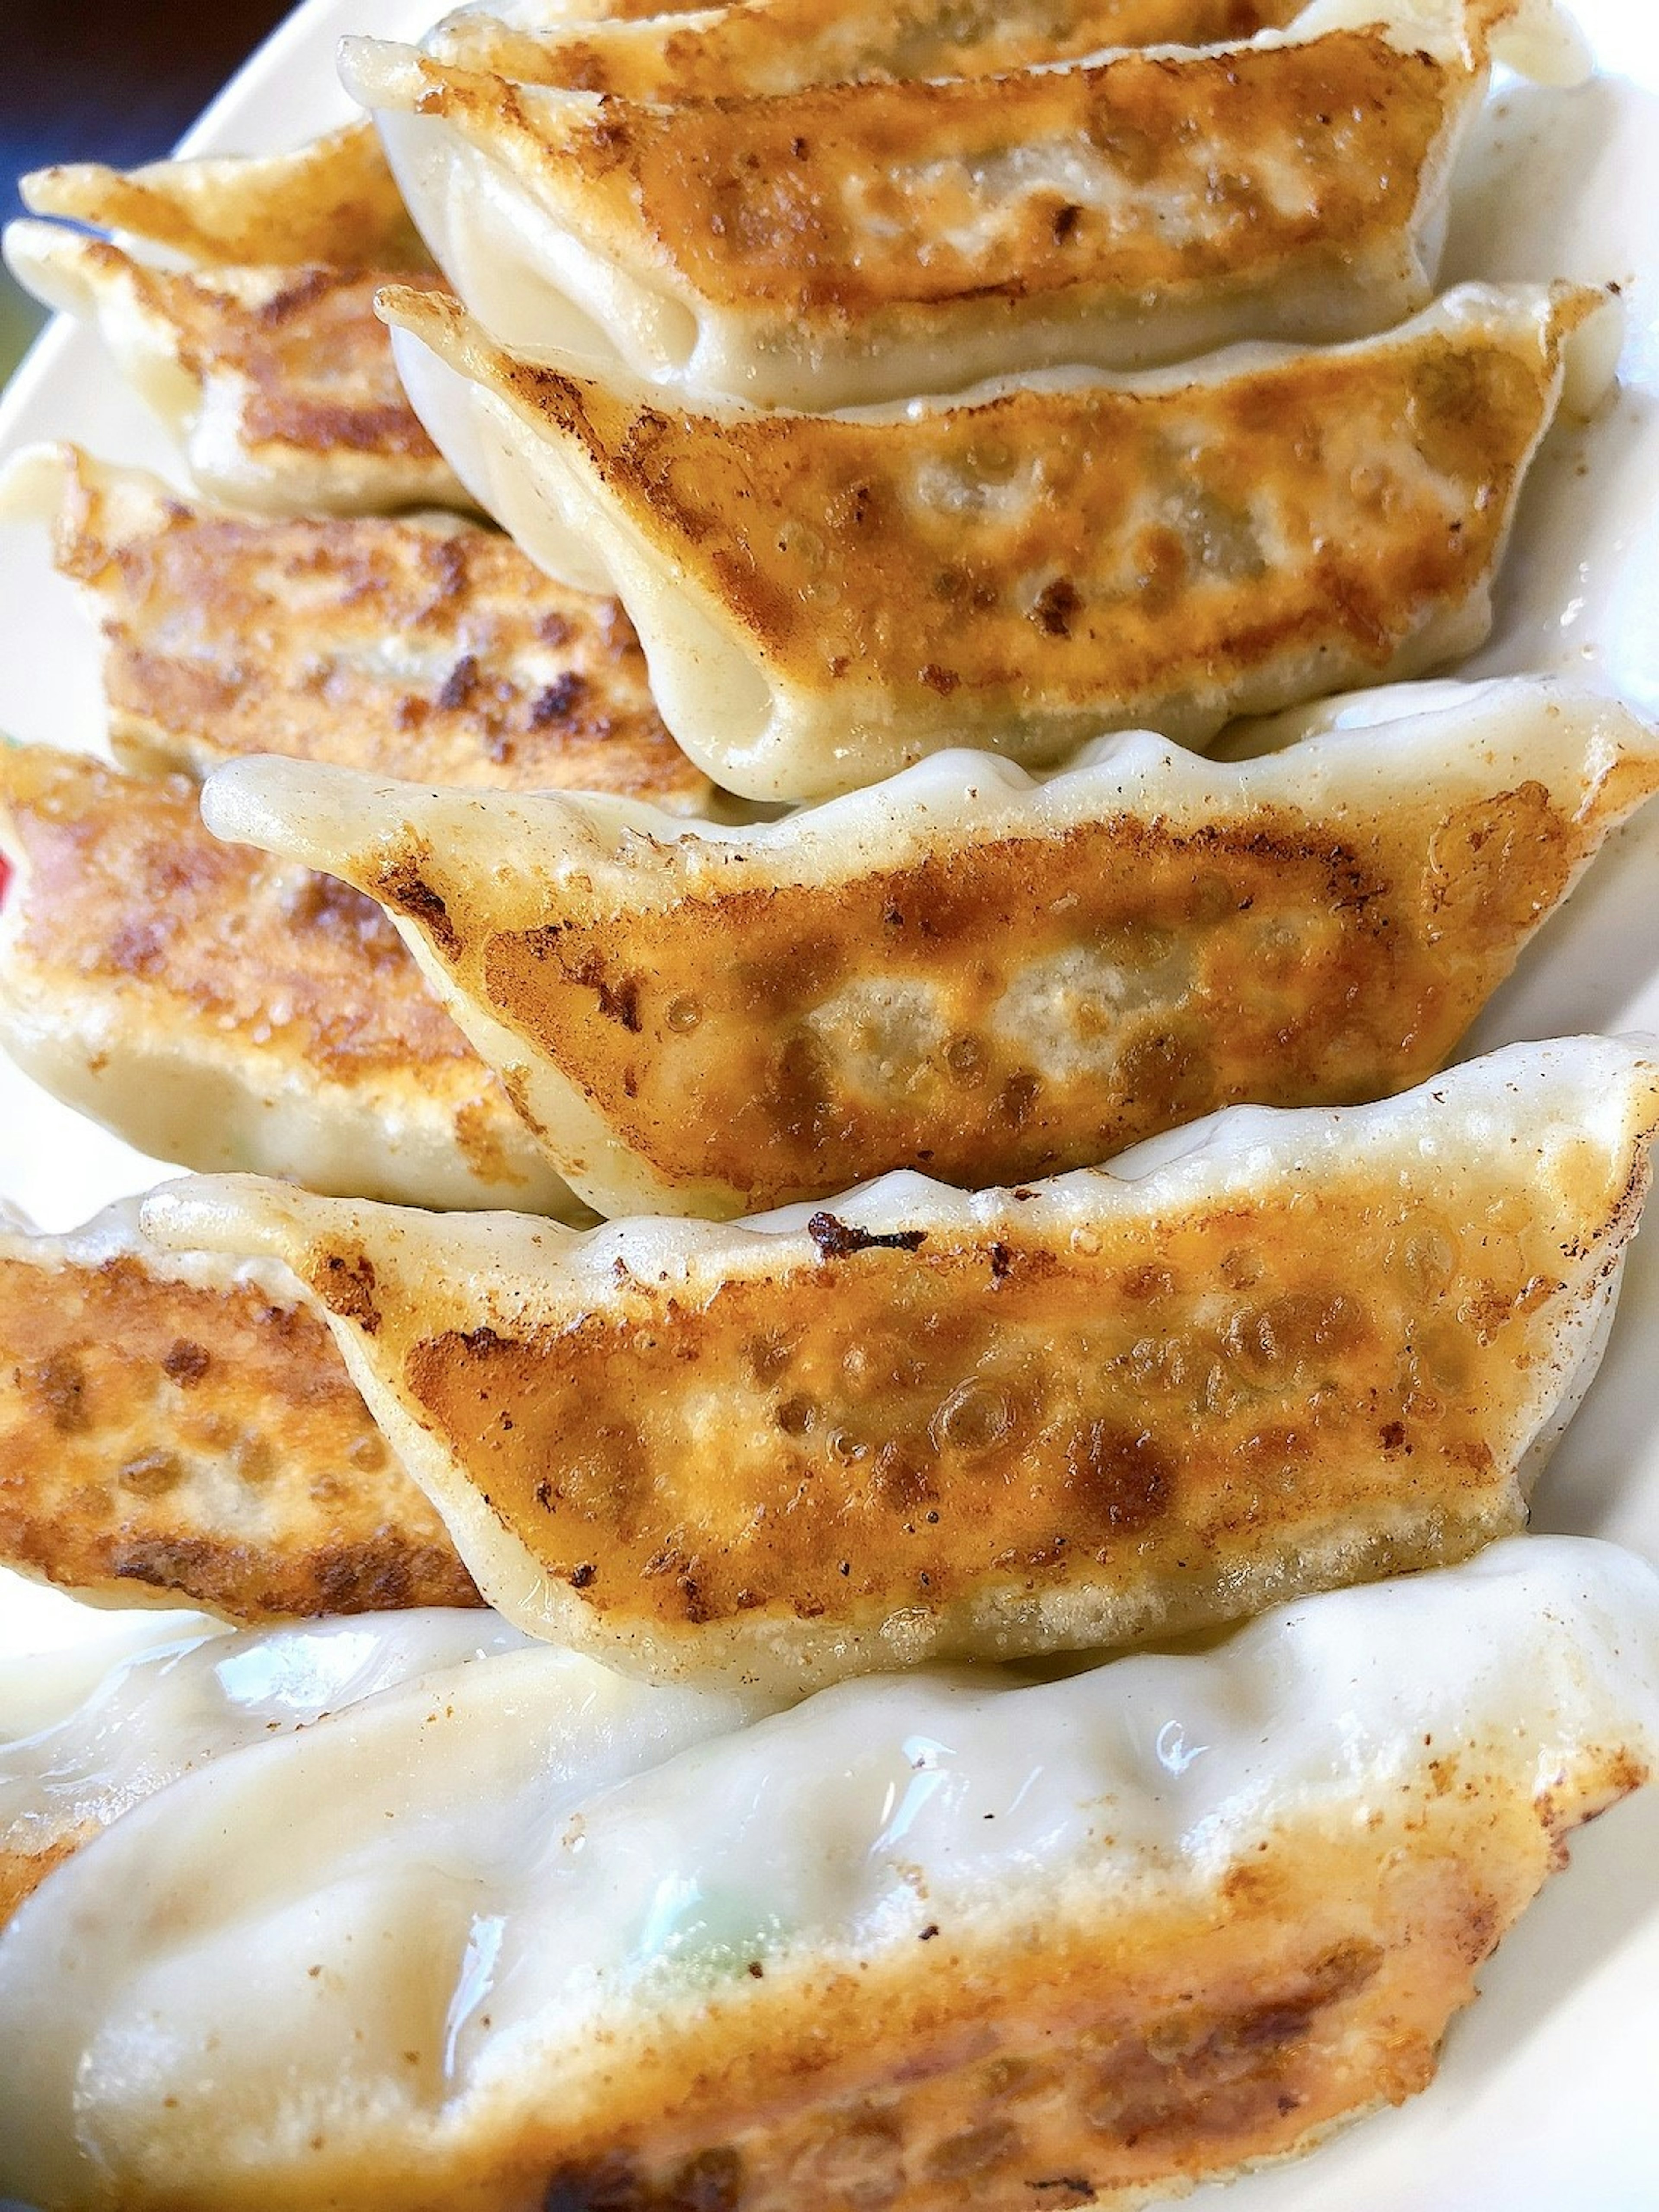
1,0,1657,2205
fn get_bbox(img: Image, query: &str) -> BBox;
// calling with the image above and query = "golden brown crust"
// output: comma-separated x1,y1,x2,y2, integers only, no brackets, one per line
397,1178,1607,1645
9,226,465,513
388,283,1601,758
253,1053,1659,1681
443,752,1659,1210
0,1239,477,1622
126,254,450,478
136,1755,1630,2210
0,746,557,1207
21,121,426,270
517,1802,1559,2211
0,747,477,1089
438,0,1304,103
36,450,709,805
410,26,1463,320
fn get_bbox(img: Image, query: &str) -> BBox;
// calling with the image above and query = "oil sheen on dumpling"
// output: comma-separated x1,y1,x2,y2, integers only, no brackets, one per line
0,744,577,1215
0,1605,519,1923
385,280,1615,800
200,679,1659,1218
1,222,465,518
427,0,1312,102
143,1038,1659,1693
0,1538,1652,2209
0,442,712,807
353,0,1587,409
0,1197,478,1625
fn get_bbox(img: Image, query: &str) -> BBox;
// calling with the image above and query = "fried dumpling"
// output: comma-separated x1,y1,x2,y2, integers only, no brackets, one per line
0,744,575,1214
0,1606,520,1924
0,1537,1652,2209
386,281,1614,801
1,222,465,517
144,1038,1659,1693
0,443,712,805
0,1197,477,1624
357,0,1586,412
204,679,1659,1218
19,120,426,271
429,0,1307,101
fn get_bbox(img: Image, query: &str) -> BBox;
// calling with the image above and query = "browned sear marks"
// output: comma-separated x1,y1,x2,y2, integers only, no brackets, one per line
0,1235,477,1621
499,1769,1633,2212
0,746,485,1093
38,449,709,804
444,27,1461,320
396,1131,1649,1647
442,0,1303,103
388,282,1599,750
476,772,1646,1210
120,250,450,469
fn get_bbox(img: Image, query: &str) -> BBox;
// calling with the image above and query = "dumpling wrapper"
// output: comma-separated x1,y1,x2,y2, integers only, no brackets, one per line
1,222,466,518
0,442,713,807
356,0,1587,410
0,1605,519,1923
0,1196,478,1627
427,0,1309,101
205,678,1659,1219
0,1537,1653,2209
385,280,1615,801
19,120,427,271
0,744,578,1215
145,1038,1659,1693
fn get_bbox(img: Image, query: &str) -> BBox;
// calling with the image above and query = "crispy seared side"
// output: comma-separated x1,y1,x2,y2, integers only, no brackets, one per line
0,1221,477,1622
383,283,1603,766
518,1773,1639,2212
398,24,1467,321
311,693,1659,1214
395,1164,1639,1654
0,746,567,1213
435,0,1303,99
20,121,426,270
5,224,464,515
159,1043,1659,1689
12,445,709,805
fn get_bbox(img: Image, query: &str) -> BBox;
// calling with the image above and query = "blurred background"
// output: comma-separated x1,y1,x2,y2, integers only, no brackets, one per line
0,0,291,375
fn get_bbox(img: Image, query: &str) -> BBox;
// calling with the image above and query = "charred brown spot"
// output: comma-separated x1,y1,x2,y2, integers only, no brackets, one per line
542,2147,742,2212
532,671,589,725
162,1339,211,1386
375,848,460,960
807,1214,928,1260
1067,1424,1171,1537
318,1252,381,1336
573,961,642,1033
1030,577,1082,638
22,1352,89,1434
436,653,479,712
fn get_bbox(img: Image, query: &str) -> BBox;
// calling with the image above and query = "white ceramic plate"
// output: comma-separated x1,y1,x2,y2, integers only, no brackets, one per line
0,3,1657,2202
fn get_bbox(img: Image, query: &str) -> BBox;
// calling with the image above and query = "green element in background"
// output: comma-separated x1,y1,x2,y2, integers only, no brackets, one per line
0,268,45,383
